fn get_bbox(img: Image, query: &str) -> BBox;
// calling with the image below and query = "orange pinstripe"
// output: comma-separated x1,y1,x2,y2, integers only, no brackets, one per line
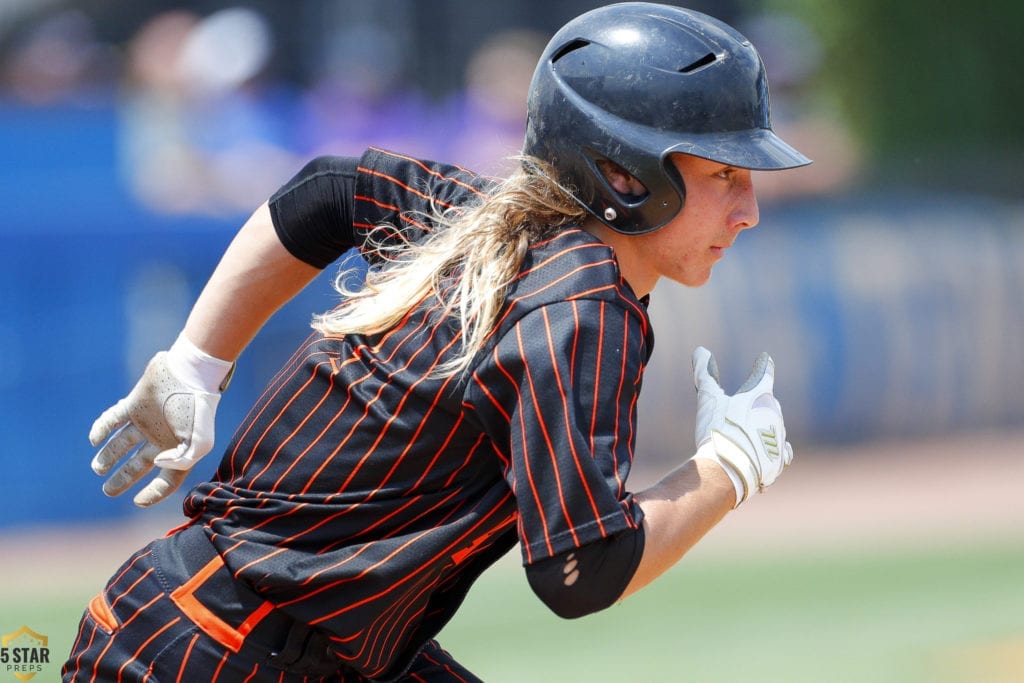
302,495,512,625
356,167,451,207
516,322,582,549
115,616,180,683
174,633,200,683
540,307,606,535
369,147,488,198
333,328,463,494
240,661,260,683
209,648,230,683
105,550,152,600
243,356,337,488
610,311,633,495
283,312,441,496
68,621,97,679
420,648,471,683
241,355,337,481
489,341,551,563
265,358,345,492
279,495,466,605
108,568,155,614
589,301,606,458
87,593,161,683
514,239,609,281
568,299,581,380
405,415,469,491
224,336,320,480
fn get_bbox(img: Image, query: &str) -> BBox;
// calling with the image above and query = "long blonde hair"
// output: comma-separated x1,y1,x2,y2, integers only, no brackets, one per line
312,157,588,378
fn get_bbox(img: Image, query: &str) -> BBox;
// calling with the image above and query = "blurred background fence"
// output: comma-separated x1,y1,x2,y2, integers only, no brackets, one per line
1,0,1021,529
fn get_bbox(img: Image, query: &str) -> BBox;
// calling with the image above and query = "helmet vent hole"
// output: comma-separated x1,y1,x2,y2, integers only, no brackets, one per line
679,52,717,73
551,39,590,63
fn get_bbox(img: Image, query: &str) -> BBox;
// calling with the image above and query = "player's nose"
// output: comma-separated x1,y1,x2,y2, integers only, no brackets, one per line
733,173,760,232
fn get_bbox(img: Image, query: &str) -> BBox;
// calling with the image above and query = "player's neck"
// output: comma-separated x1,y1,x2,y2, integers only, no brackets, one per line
581,216,658,298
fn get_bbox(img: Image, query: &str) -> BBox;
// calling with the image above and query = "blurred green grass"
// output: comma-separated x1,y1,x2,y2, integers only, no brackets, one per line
437,541,1024,682
4,541,1021,681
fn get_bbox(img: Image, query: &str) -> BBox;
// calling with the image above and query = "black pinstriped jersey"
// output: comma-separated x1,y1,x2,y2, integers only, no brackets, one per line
183,148,655,678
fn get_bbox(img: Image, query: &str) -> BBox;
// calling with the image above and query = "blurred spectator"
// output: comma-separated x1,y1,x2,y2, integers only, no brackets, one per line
441,28,546,177
0,1,849,216
1,8,116,105
117,7,299,216
296,20,439,161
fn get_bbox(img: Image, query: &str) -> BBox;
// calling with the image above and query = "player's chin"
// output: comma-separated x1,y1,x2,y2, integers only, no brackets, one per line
675,267,714,288
671,272,712,288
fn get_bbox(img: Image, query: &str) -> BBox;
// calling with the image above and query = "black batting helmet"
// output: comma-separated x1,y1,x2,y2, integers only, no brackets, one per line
523,2,812,234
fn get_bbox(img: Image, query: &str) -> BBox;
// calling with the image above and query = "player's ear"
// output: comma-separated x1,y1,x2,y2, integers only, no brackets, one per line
595,159,649,200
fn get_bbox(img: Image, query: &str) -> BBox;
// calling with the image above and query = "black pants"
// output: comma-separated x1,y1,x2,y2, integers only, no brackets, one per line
62,524,482,682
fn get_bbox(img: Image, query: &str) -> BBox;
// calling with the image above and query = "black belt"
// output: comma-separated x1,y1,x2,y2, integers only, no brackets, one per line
153,524,342,677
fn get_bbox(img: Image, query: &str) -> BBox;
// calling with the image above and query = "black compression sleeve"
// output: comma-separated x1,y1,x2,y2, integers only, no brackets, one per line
524,525,645,619
268,155,361,269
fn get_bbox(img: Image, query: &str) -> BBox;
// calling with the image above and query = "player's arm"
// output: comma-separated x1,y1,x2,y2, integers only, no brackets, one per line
620,458,734,598
183,201,322,361
526,347,795,612
180,154,368,357
622,347,795,599
523,457,735,614
89,156,362,507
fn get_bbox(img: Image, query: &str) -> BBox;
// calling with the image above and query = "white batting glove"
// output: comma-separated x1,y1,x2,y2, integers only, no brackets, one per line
691,346,794,508
89,334,234,507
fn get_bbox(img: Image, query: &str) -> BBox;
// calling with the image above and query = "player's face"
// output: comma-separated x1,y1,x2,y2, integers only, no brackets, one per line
631,154,760,291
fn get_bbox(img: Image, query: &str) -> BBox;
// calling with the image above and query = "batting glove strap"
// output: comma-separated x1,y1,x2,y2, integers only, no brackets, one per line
167,333,235,394
691,440,747,507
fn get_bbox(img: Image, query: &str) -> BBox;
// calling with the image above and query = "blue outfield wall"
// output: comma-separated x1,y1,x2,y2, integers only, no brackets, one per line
0,219,363,527
2,103,1022,527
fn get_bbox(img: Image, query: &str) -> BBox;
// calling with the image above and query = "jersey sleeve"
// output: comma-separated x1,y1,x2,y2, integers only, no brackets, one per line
464,298,649,565
352,148,493,260
267,148,493,269
268,155,361,269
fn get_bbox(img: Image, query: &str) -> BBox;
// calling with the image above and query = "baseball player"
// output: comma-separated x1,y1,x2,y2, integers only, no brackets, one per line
64,4,809,681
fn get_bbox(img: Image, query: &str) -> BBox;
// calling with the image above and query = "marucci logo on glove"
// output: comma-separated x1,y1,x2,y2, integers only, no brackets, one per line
759,426,780,459
0,626,50,681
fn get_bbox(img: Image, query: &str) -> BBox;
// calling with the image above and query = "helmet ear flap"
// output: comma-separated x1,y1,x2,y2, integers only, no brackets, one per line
583,151,688,232
661,154,687,219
